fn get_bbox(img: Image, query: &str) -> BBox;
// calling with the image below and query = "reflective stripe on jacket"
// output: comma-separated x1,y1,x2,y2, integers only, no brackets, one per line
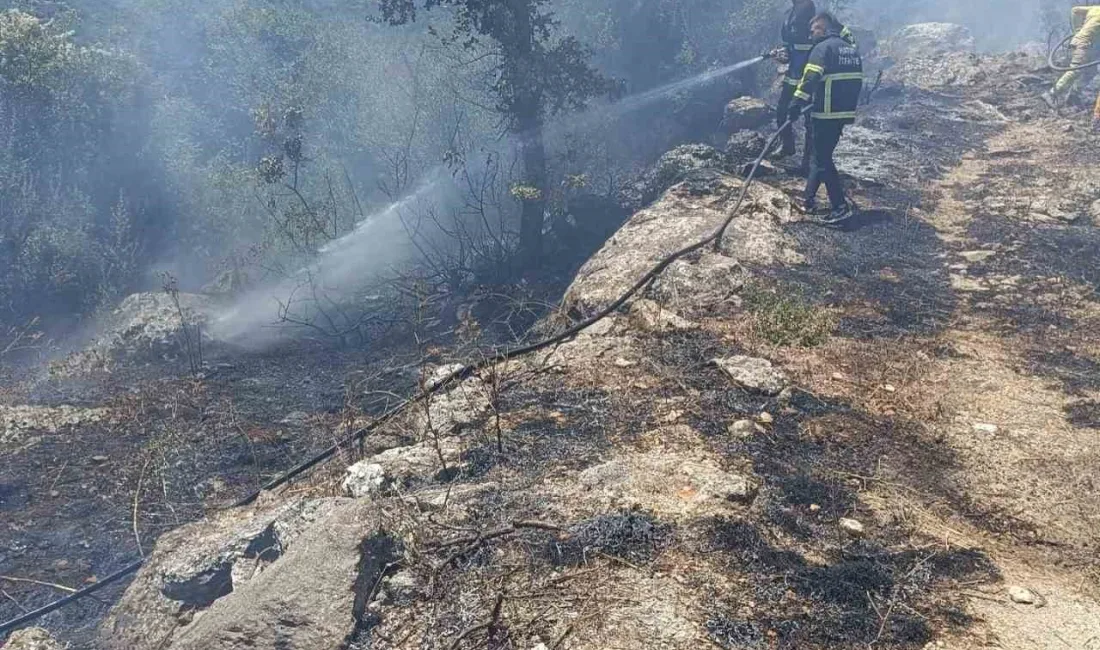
794,32,864,122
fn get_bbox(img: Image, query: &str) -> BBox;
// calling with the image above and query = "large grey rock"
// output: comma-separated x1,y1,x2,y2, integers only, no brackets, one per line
99,499,391,650
723,96,773,132
54,292,217,375
883,23,975,60
1,628,63,650
712,356,789,395
726,129,768,162
885,51,985,88
565,174,801,314
620,144,733,211
100,292,215,356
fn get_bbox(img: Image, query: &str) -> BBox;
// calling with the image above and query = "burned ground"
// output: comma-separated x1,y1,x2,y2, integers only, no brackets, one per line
5,49,1100,650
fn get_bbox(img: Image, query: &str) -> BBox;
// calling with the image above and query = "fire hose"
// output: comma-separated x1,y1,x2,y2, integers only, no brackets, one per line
1048,31,1100,72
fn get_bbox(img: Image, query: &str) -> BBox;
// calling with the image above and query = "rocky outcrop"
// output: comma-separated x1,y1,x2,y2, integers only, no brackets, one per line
566,174,800,314
342,437,464,498
726,129,768,163
0,628,63,650
99,498,391,650
722,96,773,132
882,22,975,61
54,292,218,375
100,292,215,357
619,144,734,212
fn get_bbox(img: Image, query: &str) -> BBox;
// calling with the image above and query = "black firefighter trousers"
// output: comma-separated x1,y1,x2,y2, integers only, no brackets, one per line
804,118,848,211
776,82,811,170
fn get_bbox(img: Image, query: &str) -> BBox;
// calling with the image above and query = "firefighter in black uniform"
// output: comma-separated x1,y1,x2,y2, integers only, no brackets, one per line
789,11,863,223
774,0,817,168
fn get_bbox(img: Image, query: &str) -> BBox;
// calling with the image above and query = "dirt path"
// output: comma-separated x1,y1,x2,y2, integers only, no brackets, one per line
822,116,1100,648
914,120,1100,649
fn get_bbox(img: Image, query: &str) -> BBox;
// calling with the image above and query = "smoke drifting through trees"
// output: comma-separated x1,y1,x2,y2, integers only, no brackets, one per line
0,0,1063,347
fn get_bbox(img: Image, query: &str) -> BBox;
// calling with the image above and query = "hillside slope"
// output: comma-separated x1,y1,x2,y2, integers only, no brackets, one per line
4,39,1100,650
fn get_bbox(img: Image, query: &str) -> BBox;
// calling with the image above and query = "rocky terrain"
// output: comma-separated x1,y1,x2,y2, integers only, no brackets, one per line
4,23,1100,650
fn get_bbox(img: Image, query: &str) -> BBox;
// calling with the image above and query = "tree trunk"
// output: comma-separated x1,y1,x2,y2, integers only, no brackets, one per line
507,0,546,270
516,111,547,267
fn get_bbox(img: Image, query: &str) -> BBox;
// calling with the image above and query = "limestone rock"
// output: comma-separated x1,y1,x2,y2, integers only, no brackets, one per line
575,449,758,518
1008,586,1036,604
723,96,773,132
54,292,217,375
620,144,733,211
728,419,760,438
960,250,996,263
1,628,64,650
99,499,392,650
628,299,698,332
883,23,975,61
565,175,796,314
712,356,788,395
839,518,866,537
342,462,386,498
343,437,465,497
407,376,490,439
726,129,768,162
972,423,999,435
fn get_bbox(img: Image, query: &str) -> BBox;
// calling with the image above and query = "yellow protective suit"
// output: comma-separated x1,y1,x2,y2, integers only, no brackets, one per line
1053,6,1100,105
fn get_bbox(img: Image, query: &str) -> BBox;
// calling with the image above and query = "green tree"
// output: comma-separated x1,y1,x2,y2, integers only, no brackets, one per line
378,0,612,267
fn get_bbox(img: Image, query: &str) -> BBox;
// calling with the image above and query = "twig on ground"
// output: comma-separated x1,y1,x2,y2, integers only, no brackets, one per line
48,461,68,492
1,590,27,613
133,454,151,557
0,575,77,594
448,592,506,650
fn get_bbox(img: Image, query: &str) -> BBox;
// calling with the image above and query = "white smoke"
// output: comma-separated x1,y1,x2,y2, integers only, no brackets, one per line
210,169,459,344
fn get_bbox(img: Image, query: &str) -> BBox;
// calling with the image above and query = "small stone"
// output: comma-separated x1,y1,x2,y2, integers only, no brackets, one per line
839,518,866,537
91,456,108,463
280,411,309,425
831,372,845,381
1008,586,1036,604
960,250,996,263
809,504,821,512
712,356,789,395
728,419,758,438
883,384,897,393
972,423,999,435
756,412,774,425
613,357,636,368
342,462,387,498
49,490,60,498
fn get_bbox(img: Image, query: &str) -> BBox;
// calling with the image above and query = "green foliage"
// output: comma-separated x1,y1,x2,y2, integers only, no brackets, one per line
742,281,836,348
0,8,150,325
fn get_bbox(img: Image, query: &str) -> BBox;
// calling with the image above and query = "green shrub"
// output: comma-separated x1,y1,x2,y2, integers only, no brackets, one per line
742,280,835,347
